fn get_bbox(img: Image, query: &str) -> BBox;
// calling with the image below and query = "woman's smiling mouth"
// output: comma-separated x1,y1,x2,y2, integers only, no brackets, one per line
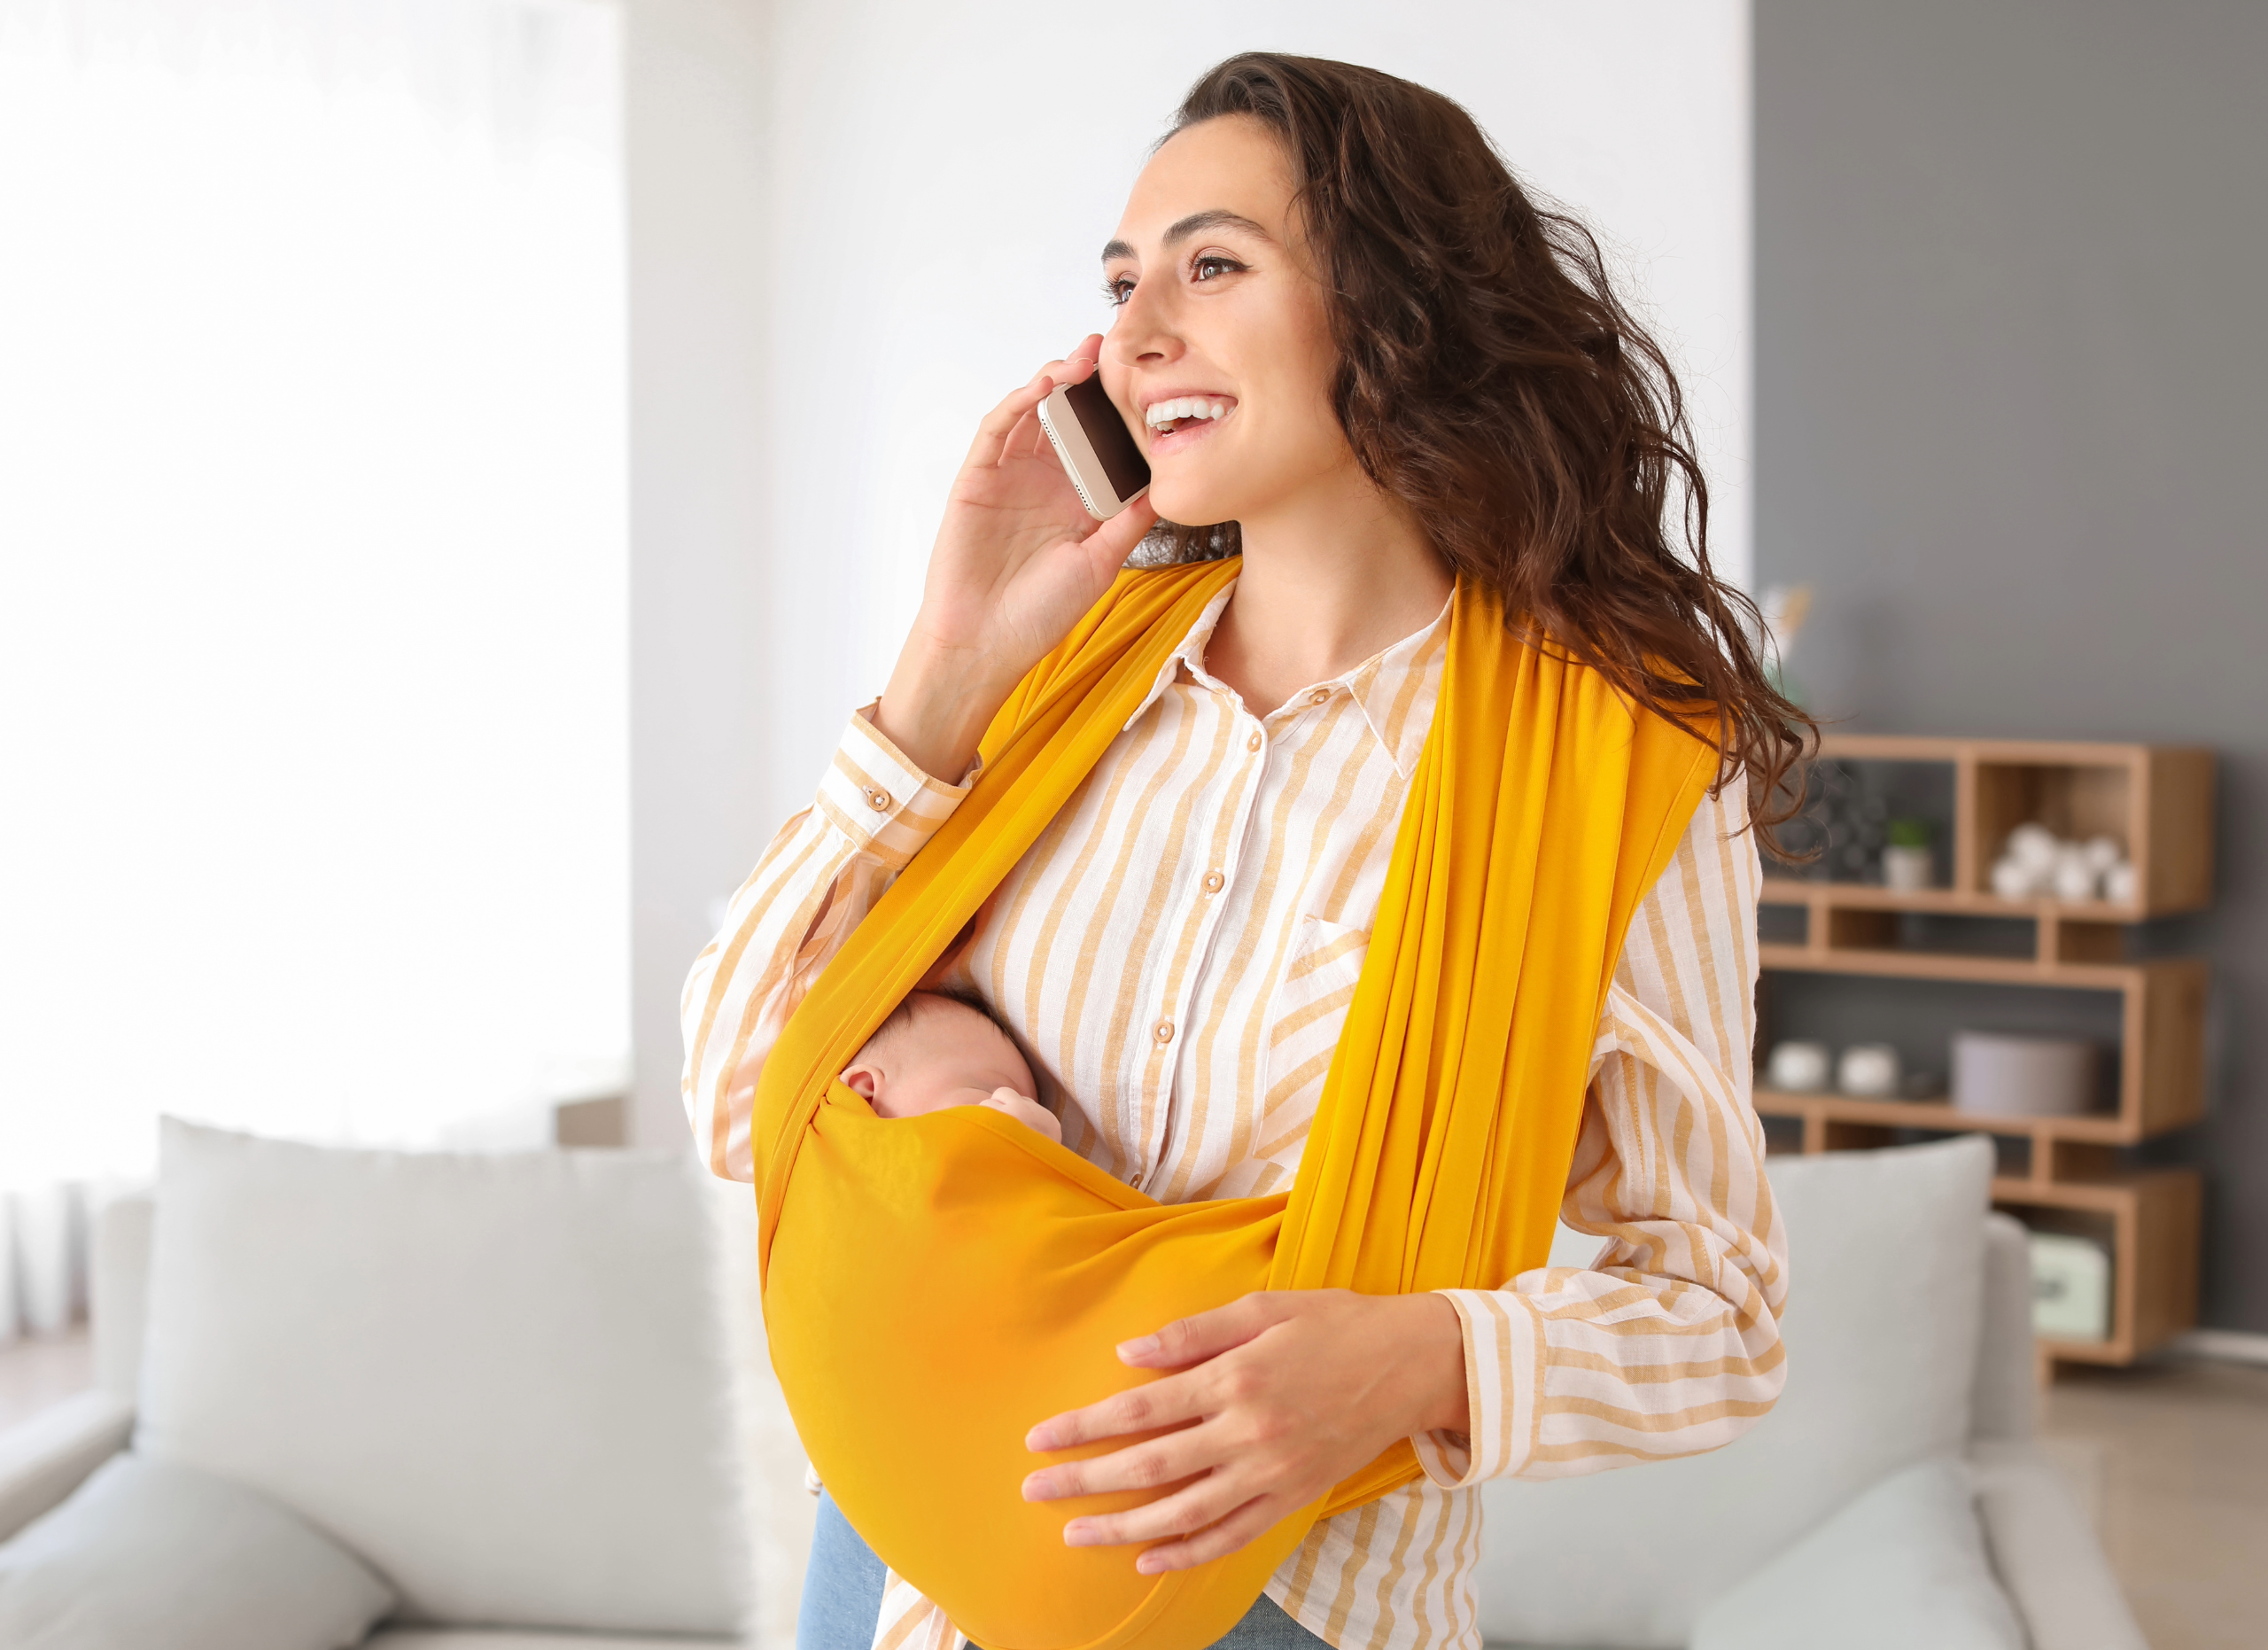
1142,393,1237,450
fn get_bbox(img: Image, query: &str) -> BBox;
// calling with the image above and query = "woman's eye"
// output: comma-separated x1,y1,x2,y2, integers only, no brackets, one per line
1192,254,1244,283
1101,276,1135,307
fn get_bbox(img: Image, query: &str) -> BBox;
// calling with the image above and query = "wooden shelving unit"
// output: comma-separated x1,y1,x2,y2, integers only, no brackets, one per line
1753,735,2213,1370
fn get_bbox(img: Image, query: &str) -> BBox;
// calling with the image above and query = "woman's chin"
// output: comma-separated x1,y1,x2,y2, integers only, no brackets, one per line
1146,478,1241,534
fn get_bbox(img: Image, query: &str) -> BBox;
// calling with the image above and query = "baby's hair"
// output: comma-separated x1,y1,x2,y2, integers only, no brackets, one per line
870,987,1015,1050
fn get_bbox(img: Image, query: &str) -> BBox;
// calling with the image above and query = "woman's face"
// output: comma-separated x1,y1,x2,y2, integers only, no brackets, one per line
1099,115,1352,529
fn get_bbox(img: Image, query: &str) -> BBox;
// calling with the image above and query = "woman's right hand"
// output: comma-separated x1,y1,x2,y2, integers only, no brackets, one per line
872,336,1159,782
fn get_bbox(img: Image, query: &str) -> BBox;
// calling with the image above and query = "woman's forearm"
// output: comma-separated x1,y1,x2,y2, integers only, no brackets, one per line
870,634,1020,785
1389,1292,1473,1437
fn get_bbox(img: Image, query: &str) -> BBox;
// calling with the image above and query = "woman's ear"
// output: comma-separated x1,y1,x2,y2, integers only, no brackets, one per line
841,1062,882,1104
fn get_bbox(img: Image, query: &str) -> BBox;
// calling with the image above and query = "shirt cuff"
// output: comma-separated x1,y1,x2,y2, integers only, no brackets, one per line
1411,1288,1546,1488
813,703,980,871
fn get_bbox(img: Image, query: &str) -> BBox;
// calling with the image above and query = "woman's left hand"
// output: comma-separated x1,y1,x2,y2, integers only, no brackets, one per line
1020,1289,1471,1574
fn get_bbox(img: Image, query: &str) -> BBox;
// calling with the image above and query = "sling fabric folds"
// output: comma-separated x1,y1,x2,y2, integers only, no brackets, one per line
752,561,1720,1650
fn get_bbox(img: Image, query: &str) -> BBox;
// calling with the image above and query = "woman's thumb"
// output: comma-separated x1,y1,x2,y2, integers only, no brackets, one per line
1084,493,1161,569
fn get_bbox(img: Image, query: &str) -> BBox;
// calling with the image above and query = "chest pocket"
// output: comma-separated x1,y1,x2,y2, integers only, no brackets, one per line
1254,915,1372,1165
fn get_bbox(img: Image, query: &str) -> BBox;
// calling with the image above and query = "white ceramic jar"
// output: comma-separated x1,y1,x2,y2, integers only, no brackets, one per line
1836,1043,1903,1097
1765,1039,1831,1093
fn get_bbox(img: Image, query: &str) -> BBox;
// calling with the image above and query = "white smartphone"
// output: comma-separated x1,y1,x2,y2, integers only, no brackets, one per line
1036,374,1151,520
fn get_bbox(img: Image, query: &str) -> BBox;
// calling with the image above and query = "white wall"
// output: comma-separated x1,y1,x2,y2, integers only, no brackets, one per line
1,0,631,1181
627,1,1751,1145
624,0,775,1148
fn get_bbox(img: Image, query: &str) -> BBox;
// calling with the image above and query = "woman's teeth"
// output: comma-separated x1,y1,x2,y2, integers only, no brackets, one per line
1145,397,1231,435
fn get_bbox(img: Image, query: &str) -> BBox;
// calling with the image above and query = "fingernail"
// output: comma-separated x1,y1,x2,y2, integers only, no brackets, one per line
1026,1425,1055,1452
1136,1552,1165,1575
1063,1521,1093,1546
1118,1335,1157,1360
1021,1474,1049,1501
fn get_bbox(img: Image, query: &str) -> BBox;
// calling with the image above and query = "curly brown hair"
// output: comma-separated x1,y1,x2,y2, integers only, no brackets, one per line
1147,53,1813,844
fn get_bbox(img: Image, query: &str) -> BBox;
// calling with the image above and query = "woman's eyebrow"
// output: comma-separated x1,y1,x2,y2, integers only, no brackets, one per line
1100,209,1273,264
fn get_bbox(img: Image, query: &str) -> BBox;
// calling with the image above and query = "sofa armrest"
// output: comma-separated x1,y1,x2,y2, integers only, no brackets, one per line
1971,1440,2146,1650
0,1390,135,1542
1971,1213,2038,1443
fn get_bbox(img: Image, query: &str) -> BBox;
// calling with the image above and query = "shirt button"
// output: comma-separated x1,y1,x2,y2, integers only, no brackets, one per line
1203,869,1225,894
1309,689,1330,704
1153,1019,1175,1044
864,787,891,812
1247,732,1262,753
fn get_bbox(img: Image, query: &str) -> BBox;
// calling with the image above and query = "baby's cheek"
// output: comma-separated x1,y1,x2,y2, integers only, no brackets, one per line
975,1093,1044,1138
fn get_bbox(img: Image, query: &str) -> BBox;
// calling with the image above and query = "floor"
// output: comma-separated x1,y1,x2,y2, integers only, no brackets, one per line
2039,1358,2268,1650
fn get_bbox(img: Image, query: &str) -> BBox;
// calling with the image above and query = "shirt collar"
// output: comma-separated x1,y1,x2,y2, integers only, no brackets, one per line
1120,575,1452,781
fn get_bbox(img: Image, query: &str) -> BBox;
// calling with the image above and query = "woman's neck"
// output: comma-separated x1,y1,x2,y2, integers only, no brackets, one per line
1201,469,1453,715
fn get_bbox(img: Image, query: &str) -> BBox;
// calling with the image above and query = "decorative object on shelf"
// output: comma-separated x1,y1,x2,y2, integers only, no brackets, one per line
1988,821,2135,903
1952,1031,2098,1118
1881,817,1936,891
1766,1039,1832,1094
1837,1043,1903,1098
1759,584,1812,708
2029,1233,2112,1342
1898,1069,1944,1101
1773,758,1891,883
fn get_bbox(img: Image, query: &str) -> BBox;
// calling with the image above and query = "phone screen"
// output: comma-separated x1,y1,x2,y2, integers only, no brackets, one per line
1063,375,1151,501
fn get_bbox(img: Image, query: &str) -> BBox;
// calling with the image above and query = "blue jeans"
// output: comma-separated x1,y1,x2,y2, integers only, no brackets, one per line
797,1492,1328,1650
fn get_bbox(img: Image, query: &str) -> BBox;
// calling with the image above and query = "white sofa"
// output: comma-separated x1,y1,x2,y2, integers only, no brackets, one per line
0,1120,765,1650
0,1125,2144,1650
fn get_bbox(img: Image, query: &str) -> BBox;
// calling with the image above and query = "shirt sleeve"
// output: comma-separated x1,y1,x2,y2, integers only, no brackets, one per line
1413,779,1789,1484
680,705,976,1182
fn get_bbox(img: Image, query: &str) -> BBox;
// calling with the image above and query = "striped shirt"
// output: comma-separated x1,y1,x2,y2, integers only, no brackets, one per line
682,584,1787,1650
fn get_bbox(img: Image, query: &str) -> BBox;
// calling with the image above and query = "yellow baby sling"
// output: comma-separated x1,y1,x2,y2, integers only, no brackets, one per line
753,559,1718,1650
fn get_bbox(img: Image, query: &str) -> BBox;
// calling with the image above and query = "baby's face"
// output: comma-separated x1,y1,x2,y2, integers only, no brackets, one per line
840,993,1060,1143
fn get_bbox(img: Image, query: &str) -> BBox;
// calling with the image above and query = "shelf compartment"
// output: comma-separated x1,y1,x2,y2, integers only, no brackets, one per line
1791,735,2212,917
1756,955,2206,1140
1762,879,2200,972
1988,1170,2202,1365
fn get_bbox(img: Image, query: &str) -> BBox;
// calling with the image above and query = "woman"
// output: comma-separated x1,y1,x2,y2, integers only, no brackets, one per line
685,52,1799,1650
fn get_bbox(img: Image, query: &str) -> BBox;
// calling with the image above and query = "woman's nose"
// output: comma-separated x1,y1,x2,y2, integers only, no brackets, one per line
1106,281,1179,367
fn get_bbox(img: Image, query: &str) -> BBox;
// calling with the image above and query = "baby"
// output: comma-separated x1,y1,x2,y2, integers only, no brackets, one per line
839,990,1060,1144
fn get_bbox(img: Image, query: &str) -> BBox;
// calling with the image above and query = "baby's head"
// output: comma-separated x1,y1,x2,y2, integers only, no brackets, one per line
840,991,1059,1143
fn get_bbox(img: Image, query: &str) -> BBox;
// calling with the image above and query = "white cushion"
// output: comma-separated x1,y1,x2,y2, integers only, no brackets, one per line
0,1452,395,1650
1478,1135,1993,1647
136,1119,747,1635
1689,1457,2024,1650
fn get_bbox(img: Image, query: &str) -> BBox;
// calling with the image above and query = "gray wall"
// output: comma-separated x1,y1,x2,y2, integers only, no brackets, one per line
1756,0,2268,1329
